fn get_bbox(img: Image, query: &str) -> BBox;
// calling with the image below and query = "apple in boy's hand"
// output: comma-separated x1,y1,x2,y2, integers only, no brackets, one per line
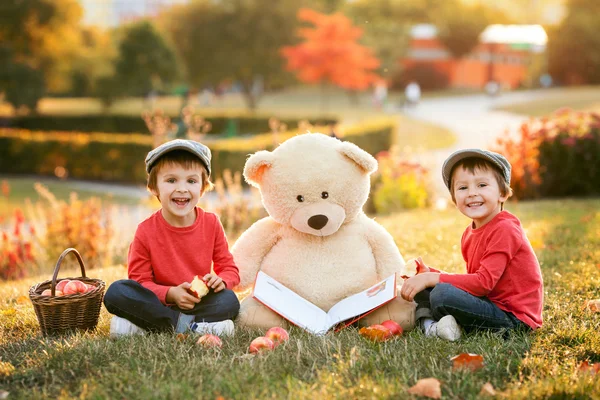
188,275,210,299
63,280,88,295
249,336,275,353
414,257,430,274
381,320,403,336
55,279,70,292
265,327,289,347
196,334,223,348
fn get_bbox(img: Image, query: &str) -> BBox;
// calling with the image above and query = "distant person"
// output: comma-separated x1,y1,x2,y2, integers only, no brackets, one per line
373,80,388,109
539,74,553,88
104,139,240,338
400,149,543,341
485,80,500,97
405,81,421,107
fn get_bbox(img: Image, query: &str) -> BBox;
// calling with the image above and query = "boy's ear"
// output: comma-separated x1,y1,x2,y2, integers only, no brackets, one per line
244,150,274,187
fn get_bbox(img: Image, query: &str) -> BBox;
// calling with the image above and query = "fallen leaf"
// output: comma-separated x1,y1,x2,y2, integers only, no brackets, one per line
176,333,188,342
479,382,496,396
578,361,600,375
584,299,600,312
451,353,485,371
359,325,392,342
15,295,29,305
0,361,15,377
407,378,442,399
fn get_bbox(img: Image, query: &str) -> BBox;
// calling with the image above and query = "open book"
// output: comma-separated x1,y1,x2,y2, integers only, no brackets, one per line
252,271,397,335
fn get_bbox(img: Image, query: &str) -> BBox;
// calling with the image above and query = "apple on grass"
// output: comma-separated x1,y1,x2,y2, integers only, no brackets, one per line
188,275,210,299
196,334,222,348
381,320,403,336
265,327,289,347
249,336,275,354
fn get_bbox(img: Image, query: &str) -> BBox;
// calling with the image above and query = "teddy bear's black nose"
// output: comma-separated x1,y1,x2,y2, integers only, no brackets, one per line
308,215,328,230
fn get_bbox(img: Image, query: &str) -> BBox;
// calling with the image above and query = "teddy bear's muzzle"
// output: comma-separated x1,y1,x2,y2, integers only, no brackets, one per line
291,202,346,236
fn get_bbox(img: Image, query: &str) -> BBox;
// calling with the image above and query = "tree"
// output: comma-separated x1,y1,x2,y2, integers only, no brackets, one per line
0,0,85,93
281,9,380,95
433,1,494,59
548,0,600,84
0,47,45,114
161,0,299,110
111,21,179,97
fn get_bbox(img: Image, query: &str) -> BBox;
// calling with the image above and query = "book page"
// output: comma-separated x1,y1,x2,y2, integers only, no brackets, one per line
325,274,397,329
252,271,329,335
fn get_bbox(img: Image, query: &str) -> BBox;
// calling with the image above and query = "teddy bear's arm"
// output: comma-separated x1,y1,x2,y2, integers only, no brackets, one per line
364,217,407,279
231,216,281,290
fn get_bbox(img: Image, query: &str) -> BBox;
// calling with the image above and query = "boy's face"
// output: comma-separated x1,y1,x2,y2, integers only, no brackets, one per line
150,162,205,227
452,165,508,229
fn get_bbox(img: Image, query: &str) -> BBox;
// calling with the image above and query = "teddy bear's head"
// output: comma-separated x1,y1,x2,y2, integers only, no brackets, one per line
244,133,377,236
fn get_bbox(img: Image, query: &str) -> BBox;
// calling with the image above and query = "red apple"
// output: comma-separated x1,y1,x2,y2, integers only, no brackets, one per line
85,283,96,293
381,320,403,336
188,275,210,299
41,289,63,296
63,280,88,295
249,336,275,354
265,327,289,347
196,334,223,348
415,257,430,274
55,279,71,292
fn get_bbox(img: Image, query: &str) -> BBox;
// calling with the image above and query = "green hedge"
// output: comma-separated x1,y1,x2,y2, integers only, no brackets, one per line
0,114,337,136
0,119,395,184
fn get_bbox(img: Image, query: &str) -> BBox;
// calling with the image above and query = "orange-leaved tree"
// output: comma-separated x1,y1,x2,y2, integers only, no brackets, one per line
281,8,380,106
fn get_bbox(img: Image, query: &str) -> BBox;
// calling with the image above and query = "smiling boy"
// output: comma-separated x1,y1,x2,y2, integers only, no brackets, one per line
400,149,543,341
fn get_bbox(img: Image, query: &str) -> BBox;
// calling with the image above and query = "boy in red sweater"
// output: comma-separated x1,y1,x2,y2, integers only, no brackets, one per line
400,149,543,341
104,139,240,337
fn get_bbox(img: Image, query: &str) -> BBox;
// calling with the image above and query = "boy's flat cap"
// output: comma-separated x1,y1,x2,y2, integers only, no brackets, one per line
442,148,511,191
145,139,212,176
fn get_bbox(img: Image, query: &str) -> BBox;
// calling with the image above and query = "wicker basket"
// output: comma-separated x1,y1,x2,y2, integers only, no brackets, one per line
29,248,106,336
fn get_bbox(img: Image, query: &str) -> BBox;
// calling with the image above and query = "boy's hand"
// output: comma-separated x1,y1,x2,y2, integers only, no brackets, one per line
405,256,430,275
167,282,200,310
400,272,440,302
203,273,226,292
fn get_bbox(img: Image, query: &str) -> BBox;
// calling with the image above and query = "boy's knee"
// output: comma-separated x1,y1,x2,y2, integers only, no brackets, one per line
218,289,241,316
430,283,459,310
104,279,133,306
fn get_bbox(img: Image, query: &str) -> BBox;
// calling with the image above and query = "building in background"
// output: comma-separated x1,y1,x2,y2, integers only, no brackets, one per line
401,24,548,90
80,0,190,27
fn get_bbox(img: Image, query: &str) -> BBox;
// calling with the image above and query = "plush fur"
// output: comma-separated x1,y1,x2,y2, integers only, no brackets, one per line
232,133,416,331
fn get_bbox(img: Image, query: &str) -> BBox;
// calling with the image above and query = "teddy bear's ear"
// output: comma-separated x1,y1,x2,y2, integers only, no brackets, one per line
244,150,274,187
338,142,378,174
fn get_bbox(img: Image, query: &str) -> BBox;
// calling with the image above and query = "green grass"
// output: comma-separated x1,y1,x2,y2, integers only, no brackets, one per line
495,85,600,117
0,176,146,219
1,198,599,399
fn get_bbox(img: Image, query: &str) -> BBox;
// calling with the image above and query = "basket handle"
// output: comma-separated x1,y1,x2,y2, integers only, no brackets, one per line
50,248,87,296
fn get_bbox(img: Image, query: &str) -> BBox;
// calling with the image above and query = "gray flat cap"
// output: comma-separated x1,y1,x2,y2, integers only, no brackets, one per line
442,148,511,191
145,139,212,176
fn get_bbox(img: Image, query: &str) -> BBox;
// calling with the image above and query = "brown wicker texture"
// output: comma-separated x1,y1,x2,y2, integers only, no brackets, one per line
29,248,106,336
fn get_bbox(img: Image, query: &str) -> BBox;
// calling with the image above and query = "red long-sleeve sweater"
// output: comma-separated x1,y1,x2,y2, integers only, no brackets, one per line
435,211,543,329
128,207,240,304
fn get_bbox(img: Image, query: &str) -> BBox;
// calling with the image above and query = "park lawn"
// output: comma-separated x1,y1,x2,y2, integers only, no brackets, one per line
1,198,599,399
496,85,600,117
0,86,456,152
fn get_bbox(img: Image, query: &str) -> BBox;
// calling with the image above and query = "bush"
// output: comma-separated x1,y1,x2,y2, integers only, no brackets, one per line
0,114,337,136
369,148,431,214
0,119,395,185
0,209,37,280
495,109,600,199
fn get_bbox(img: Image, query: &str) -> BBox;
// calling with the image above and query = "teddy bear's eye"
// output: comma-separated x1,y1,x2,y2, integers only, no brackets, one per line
296,195,304,202
321,191,329,199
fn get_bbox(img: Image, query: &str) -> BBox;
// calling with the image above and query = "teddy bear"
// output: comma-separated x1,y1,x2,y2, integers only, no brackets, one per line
231,133,415,331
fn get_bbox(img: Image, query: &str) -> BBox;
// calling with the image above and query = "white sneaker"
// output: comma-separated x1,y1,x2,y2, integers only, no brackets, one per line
110,316,146,338
427,315,462,341
190,320,235,337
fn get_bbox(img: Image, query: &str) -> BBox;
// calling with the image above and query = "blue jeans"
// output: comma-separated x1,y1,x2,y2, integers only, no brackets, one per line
415,283,528,333
103,279,240,333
